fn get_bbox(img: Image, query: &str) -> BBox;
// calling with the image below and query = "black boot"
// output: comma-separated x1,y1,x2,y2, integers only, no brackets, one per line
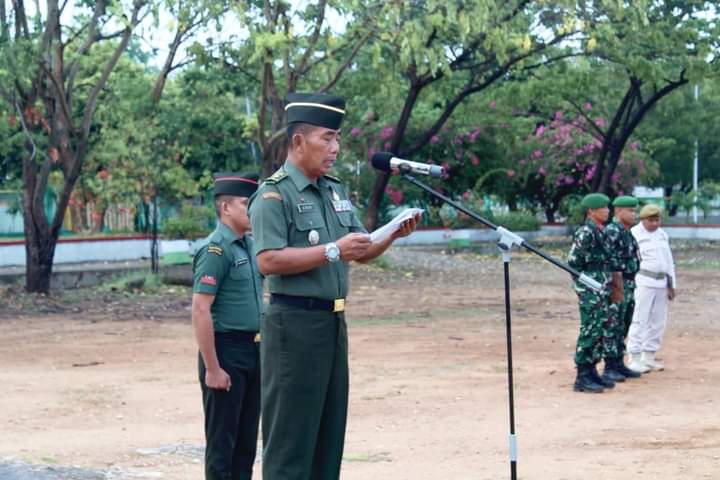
603,358,627,383
590,363,615,389
613,356,641,379
573,365,605,393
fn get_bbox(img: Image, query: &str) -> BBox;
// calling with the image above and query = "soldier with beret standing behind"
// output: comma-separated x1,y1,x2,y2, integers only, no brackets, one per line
568,193,618,393
192,173,263,480
602,195,643,382
249,92,420,480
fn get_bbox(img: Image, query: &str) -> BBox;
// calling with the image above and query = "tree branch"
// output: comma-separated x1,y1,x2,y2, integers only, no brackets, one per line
81,1,146,139
295,0,327,75
319,29,373,92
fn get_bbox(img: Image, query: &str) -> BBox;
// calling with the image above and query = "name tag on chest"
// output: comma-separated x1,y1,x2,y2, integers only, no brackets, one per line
234,258,248,267
297,203,315,213
332,200,353,212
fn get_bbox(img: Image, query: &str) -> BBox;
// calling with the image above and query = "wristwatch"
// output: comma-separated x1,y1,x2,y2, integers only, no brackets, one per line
324,242,341,262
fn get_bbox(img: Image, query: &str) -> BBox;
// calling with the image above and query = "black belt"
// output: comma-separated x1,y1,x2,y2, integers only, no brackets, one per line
270,294,346,313
215,330,260,343
623,272,637,281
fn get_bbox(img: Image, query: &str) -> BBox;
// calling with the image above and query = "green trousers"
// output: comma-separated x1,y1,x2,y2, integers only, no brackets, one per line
261,303,349,480
199,334,261,480
574,288,609,366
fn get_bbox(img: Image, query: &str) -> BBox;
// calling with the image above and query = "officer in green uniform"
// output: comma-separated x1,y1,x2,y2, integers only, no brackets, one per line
568,193,618,393
602,195,642,381
192,172,263,480
248,92,420,480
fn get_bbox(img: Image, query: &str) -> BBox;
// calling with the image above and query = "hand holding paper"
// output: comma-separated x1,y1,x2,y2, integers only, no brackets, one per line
370,208,424,243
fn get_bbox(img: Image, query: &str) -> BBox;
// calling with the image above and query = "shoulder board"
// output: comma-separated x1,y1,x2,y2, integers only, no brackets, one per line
323,174,341,183
264,169,288,185
206,244,224,256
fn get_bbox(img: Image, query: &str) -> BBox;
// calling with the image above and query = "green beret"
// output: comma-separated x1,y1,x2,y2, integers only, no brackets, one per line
580,193,610,209
213,172,259,197
285,92,346,130
612,195,638,208
639,204,662,219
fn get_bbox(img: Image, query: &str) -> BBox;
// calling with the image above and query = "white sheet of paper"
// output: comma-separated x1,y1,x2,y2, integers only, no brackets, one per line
370,208,424,243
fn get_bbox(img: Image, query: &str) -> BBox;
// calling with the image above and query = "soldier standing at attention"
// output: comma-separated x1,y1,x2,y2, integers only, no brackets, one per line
568,193,618,393
627,204,676,372
192,173,263,480
602,196,643,382
248,92,420,480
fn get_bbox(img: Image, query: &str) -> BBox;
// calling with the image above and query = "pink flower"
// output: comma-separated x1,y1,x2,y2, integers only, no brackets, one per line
470,154,480,166
564,176,575,185
554,111,563,121
532,150,544,158
351,127,362,137
384,141,392,150
585,165,596,181
584,102,592,110
538,167,546,176
367,147,377,160
595,118,606,128
489,100,497,109
535,125,545,137
630,142,639,152
463,191,471,199
380,125,395,141
430,135,441,145
507,169,516,178
611,173,621,184
455,150,463,160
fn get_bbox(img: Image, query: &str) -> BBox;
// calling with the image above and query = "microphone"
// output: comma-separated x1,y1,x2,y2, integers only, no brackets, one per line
371,152,445,178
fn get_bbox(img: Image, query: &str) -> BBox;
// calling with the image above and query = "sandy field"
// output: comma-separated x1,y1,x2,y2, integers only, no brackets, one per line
1,242,719,479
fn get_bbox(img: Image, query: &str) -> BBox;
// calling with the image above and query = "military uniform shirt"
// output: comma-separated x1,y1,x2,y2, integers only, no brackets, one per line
568,219,612,289
192,222,263,332
248,160,367,300
604,219,640,279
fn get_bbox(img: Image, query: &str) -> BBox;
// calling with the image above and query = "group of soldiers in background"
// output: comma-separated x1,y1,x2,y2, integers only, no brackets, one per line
569,194,676,393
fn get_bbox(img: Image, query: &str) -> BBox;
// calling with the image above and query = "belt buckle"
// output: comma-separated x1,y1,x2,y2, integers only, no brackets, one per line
333,298,345,313
253,333,261,343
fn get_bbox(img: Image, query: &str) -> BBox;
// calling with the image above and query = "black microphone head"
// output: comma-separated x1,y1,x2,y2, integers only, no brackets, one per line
370,151,394,172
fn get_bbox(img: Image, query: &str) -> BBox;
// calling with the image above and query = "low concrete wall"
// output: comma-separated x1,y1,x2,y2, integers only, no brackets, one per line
394,224,570,246
1,224,717,268
0,237,200,267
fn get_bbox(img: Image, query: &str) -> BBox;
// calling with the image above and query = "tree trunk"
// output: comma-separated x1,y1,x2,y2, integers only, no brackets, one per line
544,207,555,223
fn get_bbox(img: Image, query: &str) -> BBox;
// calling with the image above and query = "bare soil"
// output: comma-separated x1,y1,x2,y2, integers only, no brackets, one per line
1,242,719,479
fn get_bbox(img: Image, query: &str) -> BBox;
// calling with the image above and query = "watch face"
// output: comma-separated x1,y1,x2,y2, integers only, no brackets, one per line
326,243,340,261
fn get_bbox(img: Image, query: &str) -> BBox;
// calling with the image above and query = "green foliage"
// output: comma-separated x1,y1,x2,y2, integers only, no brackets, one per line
161,203,215,239
490,211,542,232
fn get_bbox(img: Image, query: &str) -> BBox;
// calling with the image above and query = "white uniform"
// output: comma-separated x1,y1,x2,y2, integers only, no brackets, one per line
627,223,676,354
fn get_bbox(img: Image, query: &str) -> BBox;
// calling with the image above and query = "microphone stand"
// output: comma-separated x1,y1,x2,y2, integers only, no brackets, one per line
398,171,601,480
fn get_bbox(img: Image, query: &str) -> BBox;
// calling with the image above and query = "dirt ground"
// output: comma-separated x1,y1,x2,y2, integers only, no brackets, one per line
1,242,719,480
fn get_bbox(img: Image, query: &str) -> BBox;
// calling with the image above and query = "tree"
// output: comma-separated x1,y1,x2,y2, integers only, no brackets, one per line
362,0,582,229
220,0,376,178
0,0,152,292
565,1,719,194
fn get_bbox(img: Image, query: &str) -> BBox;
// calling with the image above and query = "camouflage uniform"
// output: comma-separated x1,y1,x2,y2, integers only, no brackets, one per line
604,219,641,355
568,219,612,366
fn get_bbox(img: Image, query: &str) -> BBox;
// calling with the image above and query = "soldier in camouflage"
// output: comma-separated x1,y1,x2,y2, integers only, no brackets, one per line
568,193,617,393
602,196,643,382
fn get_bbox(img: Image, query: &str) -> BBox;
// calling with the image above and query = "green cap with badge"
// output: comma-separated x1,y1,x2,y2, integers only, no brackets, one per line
580,193,610,209
612,195,638,208
213,172,259,197
285,92,346,130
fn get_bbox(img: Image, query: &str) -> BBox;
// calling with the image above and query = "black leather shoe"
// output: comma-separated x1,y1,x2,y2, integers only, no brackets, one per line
616,361,642,379
590,363,615,388
573,365,605,393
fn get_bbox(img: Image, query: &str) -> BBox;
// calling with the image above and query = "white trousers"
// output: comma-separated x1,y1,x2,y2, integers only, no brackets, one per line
627,285,669,354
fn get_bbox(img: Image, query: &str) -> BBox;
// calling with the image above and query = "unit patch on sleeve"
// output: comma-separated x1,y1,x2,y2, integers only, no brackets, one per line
200,274,217,286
